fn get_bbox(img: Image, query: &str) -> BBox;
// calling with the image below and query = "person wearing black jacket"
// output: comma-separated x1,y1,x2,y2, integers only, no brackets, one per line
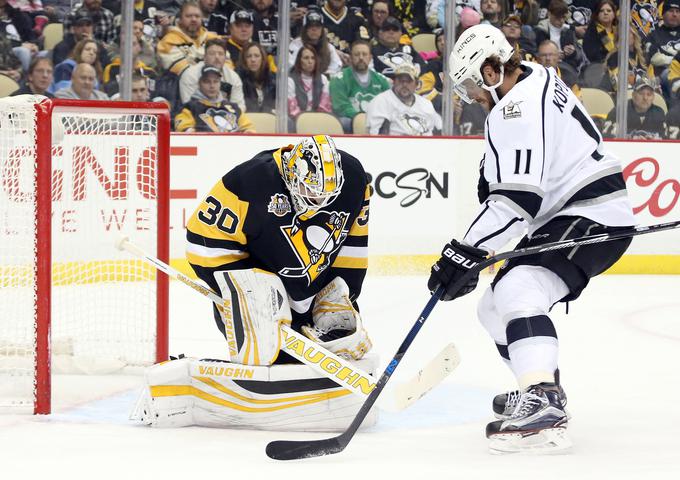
11,57,54,97
236,41,277,113
603,77,667,139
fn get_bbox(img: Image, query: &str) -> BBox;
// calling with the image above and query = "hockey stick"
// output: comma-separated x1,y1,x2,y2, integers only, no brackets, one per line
115,237,457,410
265,219,680,460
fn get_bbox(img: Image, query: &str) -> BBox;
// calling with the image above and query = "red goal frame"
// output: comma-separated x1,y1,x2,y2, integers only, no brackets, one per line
32,98,170,414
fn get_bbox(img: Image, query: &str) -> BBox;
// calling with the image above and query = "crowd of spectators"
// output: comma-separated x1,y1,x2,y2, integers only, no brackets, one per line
1,0,679,138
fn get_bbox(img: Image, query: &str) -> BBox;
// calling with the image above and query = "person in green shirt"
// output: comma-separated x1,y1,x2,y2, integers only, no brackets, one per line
329,39,391,133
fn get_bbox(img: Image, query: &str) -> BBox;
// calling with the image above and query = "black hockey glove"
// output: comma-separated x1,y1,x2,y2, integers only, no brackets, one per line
428,239,487,301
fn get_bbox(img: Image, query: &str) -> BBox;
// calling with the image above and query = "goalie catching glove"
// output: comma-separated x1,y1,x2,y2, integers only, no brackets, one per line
303,277,372,360
428,239,487,301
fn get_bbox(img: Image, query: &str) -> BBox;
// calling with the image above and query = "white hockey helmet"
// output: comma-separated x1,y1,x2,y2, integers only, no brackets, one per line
281,135,344,214
449,24,514,104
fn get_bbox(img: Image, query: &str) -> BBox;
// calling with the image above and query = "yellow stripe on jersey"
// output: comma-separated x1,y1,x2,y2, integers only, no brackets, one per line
185,251,249,269
332,256,368,269
348,184,371,237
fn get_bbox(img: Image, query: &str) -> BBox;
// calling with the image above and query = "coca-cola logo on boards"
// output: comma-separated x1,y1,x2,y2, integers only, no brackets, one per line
623,157,680,217
366,168,449,207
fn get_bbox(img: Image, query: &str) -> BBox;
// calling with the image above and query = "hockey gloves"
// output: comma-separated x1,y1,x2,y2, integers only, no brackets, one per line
428,239,487,301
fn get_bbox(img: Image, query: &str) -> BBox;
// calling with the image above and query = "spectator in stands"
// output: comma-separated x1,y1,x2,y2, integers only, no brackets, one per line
419,28,445,109
501,14,536,60
0,35,23,82
0,0,39,72
174,64,255,132
287,44,332,119
646,0,680,77
10,56,53,96
103,36,157,98
603,77,666,139
133,16,158,69
371,16,427,79
199,0,228,35
180,38,245,110
226,9,256,66
55,62,109,99
130,72,151,101
480,0,507,29
330,39,390,132
368,0,392,39
157,1,219,76
536,39,579,94
509,0,539,27
54,9,97,65
321,0,370,57
366,61,442,136
631,0,660,44
236,41,276,113
582,0,617,64
392,0,431,36
250,0,278,56
600,28,654,96
52,38,103,92
289,9,343,77
64,0,116,45
6,0,48,36
534,0,585,71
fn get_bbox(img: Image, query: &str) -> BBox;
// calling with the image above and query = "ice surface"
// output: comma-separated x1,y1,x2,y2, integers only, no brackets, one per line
1,274,678,479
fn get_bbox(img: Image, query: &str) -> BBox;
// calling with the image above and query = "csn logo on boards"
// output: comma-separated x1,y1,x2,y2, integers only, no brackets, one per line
366,168,449,207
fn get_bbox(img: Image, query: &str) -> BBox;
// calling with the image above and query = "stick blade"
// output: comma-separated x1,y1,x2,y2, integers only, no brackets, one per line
265,437,345,460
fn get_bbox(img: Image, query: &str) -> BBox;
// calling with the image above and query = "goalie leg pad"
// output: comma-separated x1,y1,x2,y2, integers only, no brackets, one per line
131,356,379,431
303,277,372,360
214,269,292,366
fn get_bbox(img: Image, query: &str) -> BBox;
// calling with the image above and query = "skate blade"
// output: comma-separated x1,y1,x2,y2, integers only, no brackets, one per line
488,427,572,455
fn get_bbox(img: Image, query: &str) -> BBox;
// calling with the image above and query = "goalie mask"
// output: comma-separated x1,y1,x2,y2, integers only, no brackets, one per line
281,135,344,214
449,24,513,104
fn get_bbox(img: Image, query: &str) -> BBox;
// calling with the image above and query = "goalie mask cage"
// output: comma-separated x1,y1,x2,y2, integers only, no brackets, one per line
0,96,170,414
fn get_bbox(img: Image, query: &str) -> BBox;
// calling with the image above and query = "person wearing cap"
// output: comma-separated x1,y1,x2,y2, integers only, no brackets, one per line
330,39,390,132
501,14,536,61
157,1,219,76
225,9,255,65
199,0,229,35
289,8,343,76
582,0,618,64
320,0,370,56
533,0,585,71
53,9,99,65
63,0,115,45
174,64,255,133
179,38,245,110
645,0,680,76
366,60,441,136
603,77,667,139
371,15,427,79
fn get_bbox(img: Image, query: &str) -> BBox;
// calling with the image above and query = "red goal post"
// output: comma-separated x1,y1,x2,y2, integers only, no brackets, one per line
0,96,170,414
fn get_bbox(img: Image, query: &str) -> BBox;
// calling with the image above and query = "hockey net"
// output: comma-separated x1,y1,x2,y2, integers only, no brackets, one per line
0,96,170,414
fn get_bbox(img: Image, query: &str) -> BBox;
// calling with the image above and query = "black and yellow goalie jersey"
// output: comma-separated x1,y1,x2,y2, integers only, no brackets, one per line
186,146,370,325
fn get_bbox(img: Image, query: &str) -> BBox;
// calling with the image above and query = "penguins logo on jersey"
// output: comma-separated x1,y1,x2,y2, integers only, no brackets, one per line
379,51,417,76
400,114,429,135
199,107,238,132
279,210,349,284
267,193,292,217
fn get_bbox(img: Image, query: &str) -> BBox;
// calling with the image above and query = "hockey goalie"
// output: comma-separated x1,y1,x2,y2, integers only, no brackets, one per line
131,135,378,431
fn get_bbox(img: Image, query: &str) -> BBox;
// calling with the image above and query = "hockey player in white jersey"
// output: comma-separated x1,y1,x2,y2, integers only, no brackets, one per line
428,24,636,453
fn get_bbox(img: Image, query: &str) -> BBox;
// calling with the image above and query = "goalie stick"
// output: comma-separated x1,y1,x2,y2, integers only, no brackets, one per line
265,219,680,461
115,237,457,411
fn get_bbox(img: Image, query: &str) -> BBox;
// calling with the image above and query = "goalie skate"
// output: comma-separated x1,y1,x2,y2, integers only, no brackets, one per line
486,383,572,455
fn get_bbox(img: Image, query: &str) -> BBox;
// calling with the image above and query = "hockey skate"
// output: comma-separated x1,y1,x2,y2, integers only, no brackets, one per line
486,383,572,454
492,370,569,420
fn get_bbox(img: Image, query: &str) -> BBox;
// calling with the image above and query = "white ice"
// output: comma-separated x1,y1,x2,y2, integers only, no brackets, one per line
1,274,678,479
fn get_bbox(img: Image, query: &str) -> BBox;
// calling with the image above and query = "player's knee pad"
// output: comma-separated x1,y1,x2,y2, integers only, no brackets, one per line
130,356,379,431
492,265,570,326
214,269,292,366
303,277,372,360
477,286,507,346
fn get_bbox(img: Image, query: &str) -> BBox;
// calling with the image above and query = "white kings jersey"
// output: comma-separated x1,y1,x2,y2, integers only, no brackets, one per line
366,89,443,136
464,62,635,252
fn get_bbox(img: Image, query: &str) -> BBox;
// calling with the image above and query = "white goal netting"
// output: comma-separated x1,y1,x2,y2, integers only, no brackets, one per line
0,96,168,412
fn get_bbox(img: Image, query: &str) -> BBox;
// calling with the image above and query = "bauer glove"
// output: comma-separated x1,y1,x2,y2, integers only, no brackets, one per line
428,239,487,301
